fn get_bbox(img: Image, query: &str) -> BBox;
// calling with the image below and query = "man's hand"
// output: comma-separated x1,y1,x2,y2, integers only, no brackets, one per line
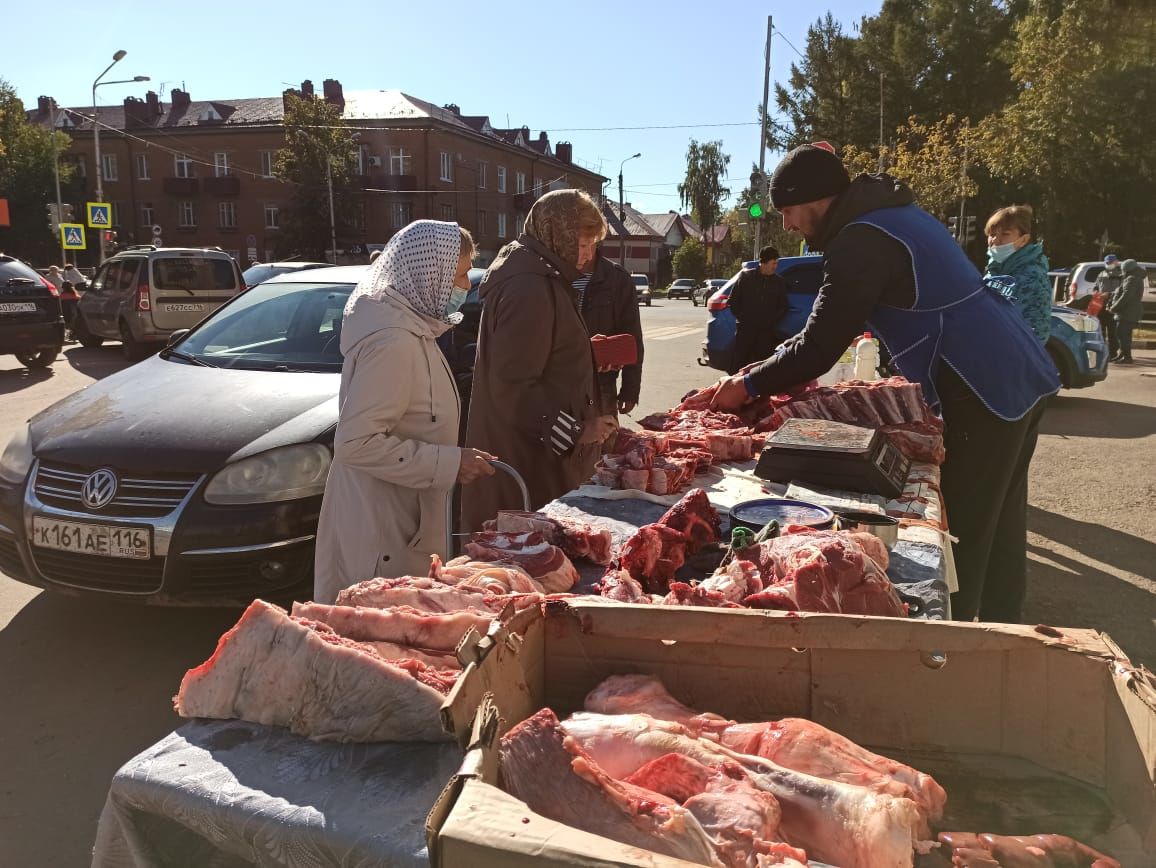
596,363,624,374
709,375,754,411
618,399,636,415
578,415,619,445
456,449,497,484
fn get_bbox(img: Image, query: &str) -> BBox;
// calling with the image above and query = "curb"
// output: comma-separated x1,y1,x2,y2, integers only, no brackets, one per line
1134,340,1156,349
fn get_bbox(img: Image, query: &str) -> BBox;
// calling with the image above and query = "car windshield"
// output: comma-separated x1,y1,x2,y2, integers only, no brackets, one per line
633,276,648,286
153,256,238,292
243,264,290,286
173,282,353,372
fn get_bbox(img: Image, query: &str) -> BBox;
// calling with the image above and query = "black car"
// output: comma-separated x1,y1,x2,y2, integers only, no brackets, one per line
0,255,65,369
436,267,486,439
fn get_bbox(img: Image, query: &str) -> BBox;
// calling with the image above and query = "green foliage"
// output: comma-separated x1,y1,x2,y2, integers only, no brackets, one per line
274,94,359,261
678,140,731,250
672,237,706,282
0,81,73,261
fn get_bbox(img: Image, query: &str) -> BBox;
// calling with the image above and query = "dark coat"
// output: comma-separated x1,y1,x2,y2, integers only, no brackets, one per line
728,266,789,372
581,255,644,414
461,236,600,532
1109,260,1145,324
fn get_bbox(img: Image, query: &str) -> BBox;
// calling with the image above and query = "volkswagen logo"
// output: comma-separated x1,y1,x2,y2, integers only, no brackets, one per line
81,469,119,510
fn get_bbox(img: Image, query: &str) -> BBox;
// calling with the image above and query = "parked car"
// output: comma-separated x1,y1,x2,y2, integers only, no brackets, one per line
72,246,246,361
632,273,652,306
242,260,329,289
1065,259,1155,306
666,278,698,300
0,255,65,369
692,278,729,307
699,255,1109,390
1047,268,1071,303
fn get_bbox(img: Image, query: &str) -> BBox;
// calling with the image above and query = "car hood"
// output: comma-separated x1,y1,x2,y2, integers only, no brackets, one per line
29,356,339,473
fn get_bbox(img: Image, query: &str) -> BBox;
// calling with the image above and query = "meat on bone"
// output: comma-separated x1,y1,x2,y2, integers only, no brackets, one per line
429,553,542,594
584,674,731,738
485,510,614,565
291,601,492,653
595,568,652,603
937,832,1120,868
174,599,454,742
562,712,924,868
609,488,722,595
499,709,723,866
463,531,579,593
336,575,542,614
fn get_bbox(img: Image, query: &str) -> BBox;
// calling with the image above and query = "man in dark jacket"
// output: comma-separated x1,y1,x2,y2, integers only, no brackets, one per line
726,245,790,373
1084,255,1124,358
710,145,1060,623
578,251,644,415
1109,258,1145,363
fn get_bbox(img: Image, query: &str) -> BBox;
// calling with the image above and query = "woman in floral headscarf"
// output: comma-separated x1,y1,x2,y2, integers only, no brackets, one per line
462,189,617,532
313,220,494,603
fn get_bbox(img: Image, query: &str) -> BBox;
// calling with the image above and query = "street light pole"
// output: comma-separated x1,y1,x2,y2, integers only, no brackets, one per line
51,108,66,263
326,158,338,265
91,50,148,264
617,152,640,269
754,14,772,260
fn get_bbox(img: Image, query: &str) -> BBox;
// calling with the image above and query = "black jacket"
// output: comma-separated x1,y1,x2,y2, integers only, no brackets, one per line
582,255,644,412
728,267,789,371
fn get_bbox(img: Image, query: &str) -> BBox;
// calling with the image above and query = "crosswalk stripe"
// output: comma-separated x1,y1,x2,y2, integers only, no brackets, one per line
644,326,701,342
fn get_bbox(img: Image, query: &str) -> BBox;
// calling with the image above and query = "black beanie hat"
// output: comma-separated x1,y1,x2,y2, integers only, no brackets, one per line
769,144,851,209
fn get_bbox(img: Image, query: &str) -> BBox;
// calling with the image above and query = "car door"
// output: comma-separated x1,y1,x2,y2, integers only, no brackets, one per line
83,261,119,336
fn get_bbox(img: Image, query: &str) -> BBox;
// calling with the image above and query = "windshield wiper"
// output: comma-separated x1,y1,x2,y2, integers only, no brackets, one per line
160,348,218,368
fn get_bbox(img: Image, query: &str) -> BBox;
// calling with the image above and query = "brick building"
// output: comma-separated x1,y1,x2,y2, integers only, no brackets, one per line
28,79,605,268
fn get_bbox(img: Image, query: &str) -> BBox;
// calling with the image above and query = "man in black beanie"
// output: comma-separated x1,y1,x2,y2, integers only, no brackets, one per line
710,144,1060,625
726,244,789,373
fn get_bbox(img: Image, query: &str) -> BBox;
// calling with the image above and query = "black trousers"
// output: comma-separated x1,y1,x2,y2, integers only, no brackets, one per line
939,373,1046,623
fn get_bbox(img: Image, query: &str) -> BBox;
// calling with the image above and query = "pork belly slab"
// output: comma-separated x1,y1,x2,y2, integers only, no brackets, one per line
174,599,453,743
291,601,491,653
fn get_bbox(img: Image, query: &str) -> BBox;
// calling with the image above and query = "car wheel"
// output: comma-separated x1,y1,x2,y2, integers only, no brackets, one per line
15,347,60,369
73,316,103,348
120,321,147,362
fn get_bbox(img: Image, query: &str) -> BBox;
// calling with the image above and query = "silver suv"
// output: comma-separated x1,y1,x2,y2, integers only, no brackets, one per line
73,246,244,360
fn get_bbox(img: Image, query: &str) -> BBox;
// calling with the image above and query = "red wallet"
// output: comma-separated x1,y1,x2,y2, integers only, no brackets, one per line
591,333,638,368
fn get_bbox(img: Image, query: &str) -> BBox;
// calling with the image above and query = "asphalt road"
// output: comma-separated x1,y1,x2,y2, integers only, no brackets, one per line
0,304,1153,865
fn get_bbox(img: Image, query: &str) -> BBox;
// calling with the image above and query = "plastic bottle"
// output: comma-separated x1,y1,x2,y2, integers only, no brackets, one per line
854,332,880,381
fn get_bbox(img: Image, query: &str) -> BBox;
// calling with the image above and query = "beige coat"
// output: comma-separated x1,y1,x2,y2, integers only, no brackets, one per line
313,289,461,603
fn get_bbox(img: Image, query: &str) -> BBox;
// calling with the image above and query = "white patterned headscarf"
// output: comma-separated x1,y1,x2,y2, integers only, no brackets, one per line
345,219,463,322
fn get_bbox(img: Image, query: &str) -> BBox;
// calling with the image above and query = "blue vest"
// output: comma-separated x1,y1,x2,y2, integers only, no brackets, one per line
848,205,1059,420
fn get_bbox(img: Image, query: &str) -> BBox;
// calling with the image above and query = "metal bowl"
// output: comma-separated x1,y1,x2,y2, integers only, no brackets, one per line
834,510,899,550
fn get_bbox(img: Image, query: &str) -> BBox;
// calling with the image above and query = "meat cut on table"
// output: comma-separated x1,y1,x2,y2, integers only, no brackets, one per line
174,599,455,743
462,531,579,593
482,509,613,565
291,601,492,653
936,832,1120,868
335,574,542,614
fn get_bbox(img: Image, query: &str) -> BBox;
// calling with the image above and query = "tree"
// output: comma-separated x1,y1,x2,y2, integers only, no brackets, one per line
672,237,706,282
0,81,73,262
274,93,359,261
678,140,730,276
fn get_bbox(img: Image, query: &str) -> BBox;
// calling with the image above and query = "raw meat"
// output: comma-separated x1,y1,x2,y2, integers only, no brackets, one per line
336,575,541,613
499,709,722,866
937,832,1121,868
563,712,924,868
659,488,722,554
594,426,753,496
464,531,579,592
609,488,722,595
485,509,614,565
737,527,907,617
695,559,765,604
174,599,453,742
365,639,460,669
662,582,743,609
429,554,542,594
704,432,755,462
585,674,731,738
291,601,492,653
596,568,652,603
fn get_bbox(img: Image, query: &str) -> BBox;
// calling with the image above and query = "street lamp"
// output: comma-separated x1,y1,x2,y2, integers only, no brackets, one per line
618,152,641,268
92,49,149,262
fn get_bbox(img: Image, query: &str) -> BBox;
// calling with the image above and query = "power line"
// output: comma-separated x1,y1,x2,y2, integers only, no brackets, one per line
774,28,807,62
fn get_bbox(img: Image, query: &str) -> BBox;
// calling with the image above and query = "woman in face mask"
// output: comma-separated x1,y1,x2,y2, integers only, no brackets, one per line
983,205,1052,344
313,220,495,604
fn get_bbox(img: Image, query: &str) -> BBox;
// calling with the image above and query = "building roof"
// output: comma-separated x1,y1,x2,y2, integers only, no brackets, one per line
679,215,730,245
602,201,662,240
642,211,682,237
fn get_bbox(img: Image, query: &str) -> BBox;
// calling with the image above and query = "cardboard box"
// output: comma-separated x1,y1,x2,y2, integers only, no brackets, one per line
429,600,1156,867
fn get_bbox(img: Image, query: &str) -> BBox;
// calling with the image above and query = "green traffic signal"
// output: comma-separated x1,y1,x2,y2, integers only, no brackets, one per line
748,202,764,219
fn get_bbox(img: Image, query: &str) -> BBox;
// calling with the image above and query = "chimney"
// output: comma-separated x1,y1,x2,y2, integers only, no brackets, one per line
521,125,530,138
301,79,314,98
171,88,191,111
37,95,54,115
322,79,344,109
556,142,572,163
146,90,161,117
443,103,460,116
124,96,149,126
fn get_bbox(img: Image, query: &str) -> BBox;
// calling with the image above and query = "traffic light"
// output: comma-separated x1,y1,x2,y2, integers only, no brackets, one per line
748,202,765,220
748,169,767,221
102,230,118,253
47,203,60,234
947,216,959,241
61,203,75,223
964,215,977,244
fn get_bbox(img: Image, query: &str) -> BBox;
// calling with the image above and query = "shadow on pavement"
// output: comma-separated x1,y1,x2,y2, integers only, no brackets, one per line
62,345,132,381
0,365,55,397
0,590,240,866
1040,396,1156,439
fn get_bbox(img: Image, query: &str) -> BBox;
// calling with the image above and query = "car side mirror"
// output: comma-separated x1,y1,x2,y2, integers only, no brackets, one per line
166,329,190,348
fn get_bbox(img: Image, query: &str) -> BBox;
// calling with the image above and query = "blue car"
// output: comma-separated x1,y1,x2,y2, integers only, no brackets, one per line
699,255,1109,389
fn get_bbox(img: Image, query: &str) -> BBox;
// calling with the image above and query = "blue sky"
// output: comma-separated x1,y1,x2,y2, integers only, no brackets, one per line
8,0,879,216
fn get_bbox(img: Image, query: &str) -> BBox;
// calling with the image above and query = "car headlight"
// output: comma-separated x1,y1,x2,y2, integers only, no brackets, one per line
204,443,331,505
1053,309,1100,333
0,426,34,485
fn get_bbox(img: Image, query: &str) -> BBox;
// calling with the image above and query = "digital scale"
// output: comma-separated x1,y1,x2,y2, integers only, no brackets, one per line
753,418,911,499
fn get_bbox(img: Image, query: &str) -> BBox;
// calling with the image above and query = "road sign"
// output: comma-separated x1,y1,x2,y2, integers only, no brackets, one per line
246,234,257,247
151,224,163,236
87,202,111,228
246,247,258,262
61,223,86,250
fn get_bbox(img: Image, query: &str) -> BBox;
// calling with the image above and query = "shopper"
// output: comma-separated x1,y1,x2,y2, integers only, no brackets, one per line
983,205,1051,343
1109,259,1145,364
728,245,790,371
578,247,644,416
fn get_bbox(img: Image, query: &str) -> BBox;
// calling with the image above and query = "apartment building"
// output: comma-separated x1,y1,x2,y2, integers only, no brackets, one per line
29,80,604,267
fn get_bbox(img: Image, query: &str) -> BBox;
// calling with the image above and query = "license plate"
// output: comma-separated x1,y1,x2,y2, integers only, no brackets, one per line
31,517,151,559
1087,350,1097,367
165,303,205,312
0,302,37,313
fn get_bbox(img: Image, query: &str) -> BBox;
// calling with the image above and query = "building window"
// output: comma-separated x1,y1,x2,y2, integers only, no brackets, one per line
497,166,506,193
175,154,194,178
389,147,411,175
351,201,366,232
478,210,487,234
140,202,155,227
264,204,280,229
136,154,150,180
497,213,507,238
214,152,232,177
440,203,454,220
533,180,542,198
101,154,118,182
391,201,413,229
218,201,237,229
515,214,525,236
110,202,122,227
440,151,453,182
178,201,196,228
355,145,368,176
515,172,526,194
478,161,488,189
260,150,275,178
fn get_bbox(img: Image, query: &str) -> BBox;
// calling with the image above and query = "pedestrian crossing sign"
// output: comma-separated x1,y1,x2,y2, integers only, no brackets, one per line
61,223,86,250
87,202,111,228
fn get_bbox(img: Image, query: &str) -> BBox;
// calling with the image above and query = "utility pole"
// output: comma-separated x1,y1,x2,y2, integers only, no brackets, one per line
326,158,338,265
617,152,640,269
51,108,66,263
754,14,772,260
878,72,885,172
956,138,969,246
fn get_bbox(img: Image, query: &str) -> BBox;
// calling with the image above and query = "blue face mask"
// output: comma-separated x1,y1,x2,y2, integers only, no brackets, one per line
446,286,469,315
988,242,1017,265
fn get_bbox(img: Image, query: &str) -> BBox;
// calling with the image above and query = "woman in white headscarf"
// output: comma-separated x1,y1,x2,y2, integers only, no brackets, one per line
313,220,494,603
